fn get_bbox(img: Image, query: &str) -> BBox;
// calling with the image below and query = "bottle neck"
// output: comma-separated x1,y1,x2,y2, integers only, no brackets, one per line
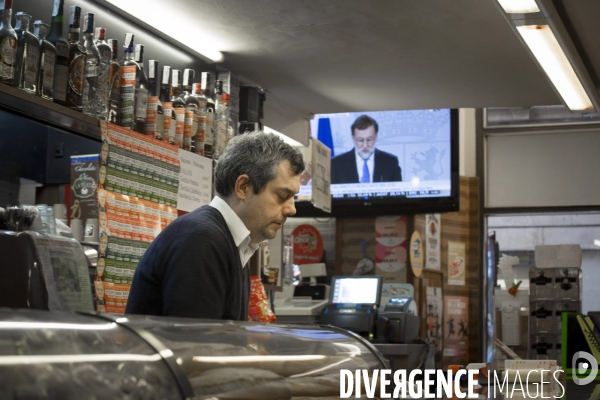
68,29,80,42
1,9,12,25
15,18,29,32
124,51,134,61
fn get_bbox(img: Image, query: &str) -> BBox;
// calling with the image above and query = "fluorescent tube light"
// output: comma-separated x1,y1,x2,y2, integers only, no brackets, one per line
497,0,540,14
103,0,223,63
594,239,600,248
516,25,594,110
264,126,306,147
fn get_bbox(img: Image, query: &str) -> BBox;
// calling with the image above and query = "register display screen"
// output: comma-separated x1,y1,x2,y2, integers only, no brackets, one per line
330,276,381,305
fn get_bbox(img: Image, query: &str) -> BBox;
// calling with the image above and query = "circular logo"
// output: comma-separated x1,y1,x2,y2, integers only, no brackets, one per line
292,224,323,265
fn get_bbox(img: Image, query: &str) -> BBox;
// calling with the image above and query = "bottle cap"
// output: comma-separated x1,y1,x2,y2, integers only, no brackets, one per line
171,70,181,87
95,27,106,40
33,20,49,39
2,0,13,10
123,33,134,53
201,72,211,89
109,39,119,59
183,69,194,87
193,83,202,94
162,66,172,85
52,0,62,17
134,44,144,63
83,13,94,34
69,6,81,28
148,60,159,80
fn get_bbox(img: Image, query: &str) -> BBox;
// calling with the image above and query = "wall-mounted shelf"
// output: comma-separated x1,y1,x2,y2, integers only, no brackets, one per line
0,84,101,142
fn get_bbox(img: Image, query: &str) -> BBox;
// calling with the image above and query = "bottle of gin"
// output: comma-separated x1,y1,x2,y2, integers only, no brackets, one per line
0,0,18,86
170,69,185,148
13,12,40,94
134,44,148,133
181,69,198,152
201,72,216,158
46,0,69,105
119,33,139,130
147,59,162,139
192,83,208,156
93,27,111,120
107,38,119,124
33,21,56,101
81,13,99,117
159,65,173,144
65,6,86,111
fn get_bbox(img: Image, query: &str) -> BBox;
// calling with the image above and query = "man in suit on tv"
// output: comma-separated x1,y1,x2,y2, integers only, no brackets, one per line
331,115,402,184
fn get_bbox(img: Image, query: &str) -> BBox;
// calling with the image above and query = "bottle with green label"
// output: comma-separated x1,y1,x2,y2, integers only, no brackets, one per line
13,12,40,94
0,0,17,86
65,6,86,111
119,33,139,130
33,20,56,101
46,0,69,105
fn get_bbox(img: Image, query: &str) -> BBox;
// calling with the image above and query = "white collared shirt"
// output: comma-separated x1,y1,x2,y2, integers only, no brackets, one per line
355,150,375,183
210,196,259,268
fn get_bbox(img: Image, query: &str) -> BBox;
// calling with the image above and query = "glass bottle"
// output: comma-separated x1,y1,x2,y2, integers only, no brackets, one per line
181,69,198,152
13,12,40,94
170,69,185,148
214,80,226,159
119,33,139,130
46,0,68,105
134,43,148,133
93,27,111,120
81,13,99,117
148,59,163,140
65,6,86,111
201,72,215,158
159,65,173,144
192,83,208,156
33,21,56,101
107,38,119,124
0,0,18,86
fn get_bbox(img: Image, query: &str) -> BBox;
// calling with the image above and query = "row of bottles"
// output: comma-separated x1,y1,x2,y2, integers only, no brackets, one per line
0,0,234,158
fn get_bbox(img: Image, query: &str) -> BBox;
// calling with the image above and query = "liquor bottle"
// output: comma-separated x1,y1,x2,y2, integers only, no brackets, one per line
46,0,69,105
119,33,139,130
33,21,56,101
201,72,215,158
214,80,227,159
81,13,99,117
65,6,86,111
13,12,40,94
192,83,208,156
93,27,111,120
107,38,119,124
134,44,148,133
147,59,163,139
0,0,18,86
181,69,198,152
159,65,172,144
170,69,185,148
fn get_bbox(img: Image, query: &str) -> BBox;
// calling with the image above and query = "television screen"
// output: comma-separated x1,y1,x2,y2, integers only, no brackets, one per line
296,108,459,216
330,276,382,306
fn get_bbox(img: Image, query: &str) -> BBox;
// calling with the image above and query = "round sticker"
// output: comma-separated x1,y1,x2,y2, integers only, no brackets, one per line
409,231,423,277
292,224,324,265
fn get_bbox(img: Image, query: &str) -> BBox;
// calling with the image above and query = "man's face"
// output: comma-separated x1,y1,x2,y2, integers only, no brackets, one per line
98,190,105,207
99,235,108,253
352,125,377,159
99,167,107,184
101,143,109,162
95,282,104,298
239,160,300,244
97,259,105,276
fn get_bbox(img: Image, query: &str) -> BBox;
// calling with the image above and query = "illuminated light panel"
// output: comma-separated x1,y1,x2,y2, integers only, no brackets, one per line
517,25,594,110
0,321,117,330
103,0,224,62
193,355,326,363
498,0,540,13
0,353,162,365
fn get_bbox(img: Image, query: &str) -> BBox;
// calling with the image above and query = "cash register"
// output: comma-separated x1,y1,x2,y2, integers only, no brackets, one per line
274,263,330,324
320,275,382,339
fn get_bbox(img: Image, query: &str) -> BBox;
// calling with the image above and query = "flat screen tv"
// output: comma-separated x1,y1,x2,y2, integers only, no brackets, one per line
295,108,459,217
330,275,383,306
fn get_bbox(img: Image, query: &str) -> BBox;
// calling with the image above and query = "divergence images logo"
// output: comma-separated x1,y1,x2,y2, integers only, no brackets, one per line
573,351,598,385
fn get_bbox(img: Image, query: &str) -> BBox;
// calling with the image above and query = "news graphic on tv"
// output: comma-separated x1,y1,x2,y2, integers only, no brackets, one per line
299,109,452,202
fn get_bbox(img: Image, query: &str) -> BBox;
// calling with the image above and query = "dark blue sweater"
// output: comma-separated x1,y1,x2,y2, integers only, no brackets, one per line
126,205,249,320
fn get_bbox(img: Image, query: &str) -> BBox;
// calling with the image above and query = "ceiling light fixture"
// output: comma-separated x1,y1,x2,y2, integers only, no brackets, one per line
95,0,224,63
493,0,600,111
497,0,540,14
594,239,600,248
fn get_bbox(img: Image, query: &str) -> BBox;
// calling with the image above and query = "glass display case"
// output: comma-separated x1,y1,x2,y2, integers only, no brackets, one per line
0,309,388,399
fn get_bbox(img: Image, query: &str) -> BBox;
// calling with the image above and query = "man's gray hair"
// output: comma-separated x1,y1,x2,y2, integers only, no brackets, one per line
214,132,305,197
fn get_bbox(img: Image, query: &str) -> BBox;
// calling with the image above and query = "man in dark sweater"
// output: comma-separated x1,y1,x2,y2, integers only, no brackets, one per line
126,132,305,320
